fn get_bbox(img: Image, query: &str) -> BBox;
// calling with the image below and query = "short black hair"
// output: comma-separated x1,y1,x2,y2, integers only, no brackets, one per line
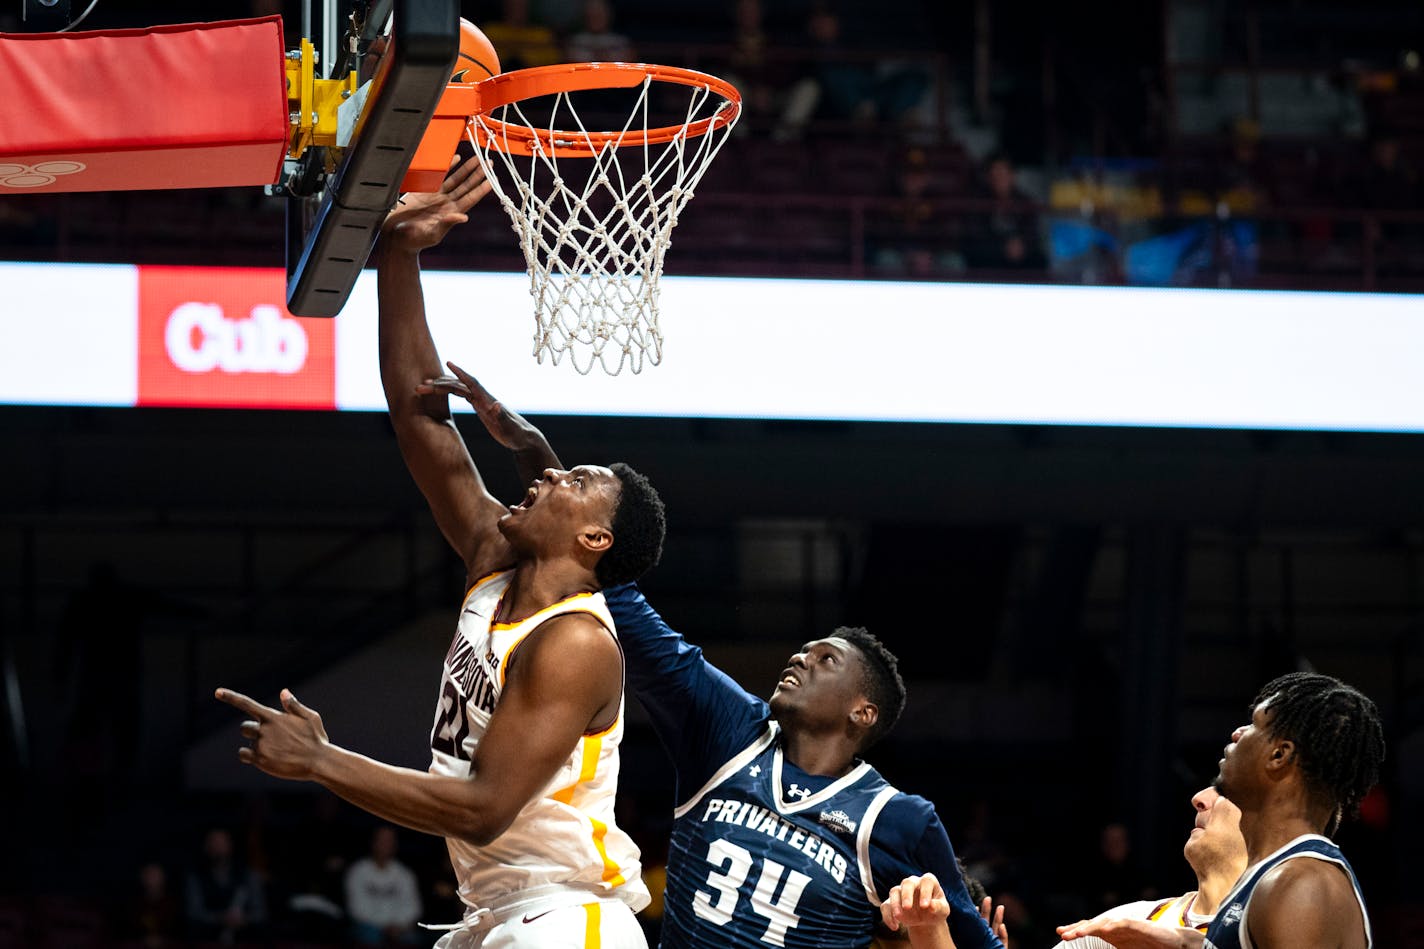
835,626,906,749
594,462,666,588
1253,672,1385,829
957,858,987,906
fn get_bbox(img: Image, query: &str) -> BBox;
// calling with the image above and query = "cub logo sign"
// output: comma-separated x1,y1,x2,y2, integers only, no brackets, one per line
138,267,336,409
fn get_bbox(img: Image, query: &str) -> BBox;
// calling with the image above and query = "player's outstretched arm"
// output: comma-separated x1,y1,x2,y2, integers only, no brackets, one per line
213,612,620,845
1055,917,1203,949
378,158,509,579
416,361,563,485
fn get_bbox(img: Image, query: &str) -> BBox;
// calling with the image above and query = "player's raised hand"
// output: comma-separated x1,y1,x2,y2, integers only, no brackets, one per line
979,896,1009,948
214,687,329,782
382,155,493,252
417,362,563,475
1056,917,1203,949
882,873,952,937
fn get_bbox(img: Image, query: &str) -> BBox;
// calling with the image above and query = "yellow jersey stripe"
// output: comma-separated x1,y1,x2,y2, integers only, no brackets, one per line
1146,898,1173,922
491,591,598,631
589,817,627,886
463,570,507,604
583,901,601,947
553,735,602,805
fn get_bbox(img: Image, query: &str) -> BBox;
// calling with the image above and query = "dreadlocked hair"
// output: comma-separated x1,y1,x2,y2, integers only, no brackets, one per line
834,627,907,750
1253,671,1385,828
593,463,666,588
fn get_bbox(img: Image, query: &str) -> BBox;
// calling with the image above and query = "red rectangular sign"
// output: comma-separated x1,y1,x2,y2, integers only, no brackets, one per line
137,266,337,409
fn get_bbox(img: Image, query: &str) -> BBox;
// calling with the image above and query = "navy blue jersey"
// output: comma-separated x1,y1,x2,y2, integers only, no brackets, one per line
1204,835,1371,949
606,584,1003,949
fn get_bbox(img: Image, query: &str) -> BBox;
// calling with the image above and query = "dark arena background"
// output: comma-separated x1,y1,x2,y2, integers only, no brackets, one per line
2,0,1423,947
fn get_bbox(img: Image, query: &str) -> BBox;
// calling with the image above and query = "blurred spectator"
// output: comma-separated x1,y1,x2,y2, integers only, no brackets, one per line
345,825,422,946
718,0,803,139
964,153,1046,271
119,862,181,949
1079,821,1152,915
870,147,965,278
565,0,635,64
788,5,929,131
1215,117,1267,215
1352,136,1421,211
482,0,562,70
185,827,267,944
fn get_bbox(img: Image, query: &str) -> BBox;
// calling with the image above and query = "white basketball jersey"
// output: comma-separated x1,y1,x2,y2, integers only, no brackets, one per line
428,570,650,913
1055,892,1211,949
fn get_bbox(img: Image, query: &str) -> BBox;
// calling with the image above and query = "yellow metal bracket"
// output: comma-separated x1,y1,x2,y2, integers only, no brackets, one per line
285,38,360,160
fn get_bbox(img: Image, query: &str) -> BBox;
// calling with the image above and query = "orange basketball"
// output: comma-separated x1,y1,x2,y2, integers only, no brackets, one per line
454,19,500,82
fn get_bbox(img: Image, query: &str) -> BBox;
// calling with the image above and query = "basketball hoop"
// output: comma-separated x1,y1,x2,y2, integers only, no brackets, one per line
466,62,740,375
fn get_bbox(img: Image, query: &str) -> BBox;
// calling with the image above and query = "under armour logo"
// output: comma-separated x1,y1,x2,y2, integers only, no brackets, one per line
748,765,761,777
786,783,812,800
0,161,86,188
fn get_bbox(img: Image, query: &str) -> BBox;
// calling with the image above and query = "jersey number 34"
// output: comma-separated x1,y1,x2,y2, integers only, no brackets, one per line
694,838,811,946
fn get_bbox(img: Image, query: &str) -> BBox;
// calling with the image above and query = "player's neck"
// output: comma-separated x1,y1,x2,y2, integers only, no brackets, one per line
779,725,858,778
499,559,598,622
1239,800,1322,866
1191,866,1242,917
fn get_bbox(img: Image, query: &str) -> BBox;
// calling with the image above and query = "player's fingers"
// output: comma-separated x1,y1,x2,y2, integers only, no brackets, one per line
880,891,902,931
449,164,489,203
215,688,270,720
1056,919,1093,939
915,874,938,909
239,720,261,740
236,746,255,765
458,178,494,210
994,903,1005,929
280,688,311,718
445,362,498,408
898,876,919,912
415,375,470,395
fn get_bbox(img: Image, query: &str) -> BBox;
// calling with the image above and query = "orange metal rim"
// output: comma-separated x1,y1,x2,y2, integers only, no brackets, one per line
470,62,742,157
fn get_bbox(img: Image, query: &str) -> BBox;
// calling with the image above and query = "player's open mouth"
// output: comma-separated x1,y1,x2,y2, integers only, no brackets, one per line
778,670,800,688
513,485,539,511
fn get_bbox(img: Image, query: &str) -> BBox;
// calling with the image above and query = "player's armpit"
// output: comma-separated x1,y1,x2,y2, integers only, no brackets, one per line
458,611,625,843
1246,858,1364,949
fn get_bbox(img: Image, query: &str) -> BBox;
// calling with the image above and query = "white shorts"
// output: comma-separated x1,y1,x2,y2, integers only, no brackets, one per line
430,896,647,949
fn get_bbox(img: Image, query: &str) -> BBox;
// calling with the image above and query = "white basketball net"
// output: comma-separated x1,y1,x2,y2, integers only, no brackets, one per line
467,74,739,375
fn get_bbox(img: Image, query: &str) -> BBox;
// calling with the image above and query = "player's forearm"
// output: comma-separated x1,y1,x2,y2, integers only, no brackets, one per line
377,244,451,424
511,437,561,486
905,924,957,949
311,742,511,845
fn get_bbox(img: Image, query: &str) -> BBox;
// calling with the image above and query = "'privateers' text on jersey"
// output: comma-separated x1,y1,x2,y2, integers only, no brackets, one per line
1203,834,1370,949
428,571,649,914
663,722,899,948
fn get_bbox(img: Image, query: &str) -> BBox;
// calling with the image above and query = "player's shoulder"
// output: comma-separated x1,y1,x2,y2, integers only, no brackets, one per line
530,608,616,646
867,788,939,844
1257,851,1356,905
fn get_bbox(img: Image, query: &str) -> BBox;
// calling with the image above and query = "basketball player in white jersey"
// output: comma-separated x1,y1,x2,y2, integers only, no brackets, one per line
882,786,1245,949
1054,672,1383,949
215,157,666,948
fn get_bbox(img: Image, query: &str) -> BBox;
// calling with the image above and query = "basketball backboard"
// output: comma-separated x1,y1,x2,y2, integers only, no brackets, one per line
283,0,459,317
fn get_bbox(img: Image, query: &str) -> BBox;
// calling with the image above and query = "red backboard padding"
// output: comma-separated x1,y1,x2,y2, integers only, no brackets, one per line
0,17,288,193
